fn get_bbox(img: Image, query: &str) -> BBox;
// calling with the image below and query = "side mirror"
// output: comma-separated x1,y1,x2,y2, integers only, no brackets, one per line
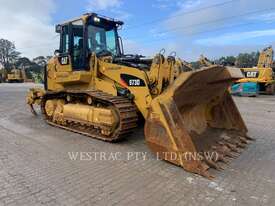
55,25,62,33
54,49,61,56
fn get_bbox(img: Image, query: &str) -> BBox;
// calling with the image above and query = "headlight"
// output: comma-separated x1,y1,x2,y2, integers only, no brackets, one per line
94,17,100,23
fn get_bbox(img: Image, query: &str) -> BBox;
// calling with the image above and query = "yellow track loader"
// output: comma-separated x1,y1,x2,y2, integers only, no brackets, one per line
27,13,252,178
7,68,25,83
199,55,214,67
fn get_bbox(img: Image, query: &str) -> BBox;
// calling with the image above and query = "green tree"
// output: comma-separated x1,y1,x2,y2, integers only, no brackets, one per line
16,57,32,68
217,56,236,66
33,56,47,67
190,61,201,69
0,39,20,69
235,52,259,68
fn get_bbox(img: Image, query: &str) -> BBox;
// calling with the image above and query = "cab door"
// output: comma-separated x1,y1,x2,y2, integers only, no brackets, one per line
57,19,87,72
57,24,72,72
70,19,86,70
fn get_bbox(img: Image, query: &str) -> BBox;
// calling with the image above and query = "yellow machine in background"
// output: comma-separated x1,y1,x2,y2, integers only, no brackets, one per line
257,46,273,68
7,68,25,83
7,67,33,83
27,13,252,178
199,55,214,67
177,58,194,72
237,46,275,94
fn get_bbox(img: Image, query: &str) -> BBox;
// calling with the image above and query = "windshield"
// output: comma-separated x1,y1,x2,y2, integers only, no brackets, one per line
87,25,119,56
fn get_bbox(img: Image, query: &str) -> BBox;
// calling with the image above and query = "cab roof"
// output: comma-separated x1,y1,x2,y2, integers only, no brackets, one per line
57,13,123,27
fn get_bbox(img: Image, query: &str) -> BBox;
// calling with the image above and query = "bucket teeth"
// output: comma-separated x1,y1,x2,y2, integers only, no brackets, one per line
203,152,226,171
201,162,210,171
224,137,247,149
226,152,239,158
225,142,235,148
201,169,214,179
224,142,239,153
218,164,226,170
212,145,231,157
201,133,253,174
199,136,248,174
218,156,229,164
245,135,255,141
228,141,247,153
216,152,225,161
203,158,222,170
218,140,243,154
222,157,232,164
237,142,247,148
238,136,249,144
209,150,223,162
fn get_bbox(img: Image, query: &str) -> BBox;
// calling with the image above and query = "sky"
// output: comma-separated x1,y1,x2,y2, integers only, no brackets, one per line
0,0,275,61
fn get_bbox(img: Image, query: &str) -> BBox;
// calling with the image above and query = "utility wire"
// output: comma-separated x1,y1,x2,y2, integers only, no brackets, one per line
134,21,272,46
125,0,239,30
124,7,275,40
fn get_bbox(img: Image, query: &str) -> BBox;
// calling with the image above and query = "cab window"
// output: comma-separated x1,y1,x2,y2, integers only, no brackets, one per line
72,20,84,69
87,25,118,56
61,25,69,53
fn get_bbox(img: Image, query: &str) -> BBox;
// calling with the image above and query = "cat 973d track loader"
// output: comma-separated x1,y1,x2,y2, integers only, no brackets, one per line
26,13,253,178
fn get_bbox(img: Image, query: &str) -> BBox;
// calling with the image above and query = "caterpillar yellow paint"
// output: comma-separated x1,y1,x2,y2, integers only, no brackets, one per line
26,13,253,178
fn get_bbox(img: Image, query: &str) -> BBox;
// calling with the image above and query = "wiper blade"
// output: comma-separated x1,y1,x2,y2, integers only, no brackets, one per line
96,50,113,57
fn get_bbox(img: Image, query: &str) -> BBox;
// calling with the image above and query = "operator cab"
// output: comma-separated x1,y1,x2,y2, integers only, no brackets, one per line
55,13,124,70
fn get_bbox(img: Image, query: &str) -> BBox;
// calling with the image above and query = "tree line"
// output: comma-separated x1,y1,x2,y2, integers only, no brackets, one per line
214,51,260,68
0,38,51,83
191,51,260,69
